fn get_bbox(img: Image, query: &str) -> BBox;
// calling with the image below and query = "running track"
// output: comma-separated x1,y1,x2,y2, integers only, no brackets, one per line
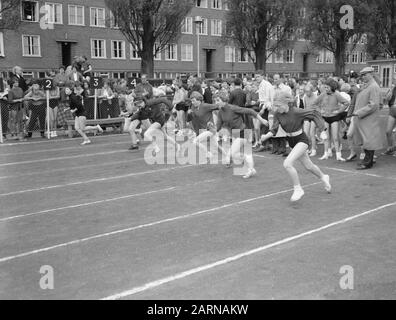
0,130,395,300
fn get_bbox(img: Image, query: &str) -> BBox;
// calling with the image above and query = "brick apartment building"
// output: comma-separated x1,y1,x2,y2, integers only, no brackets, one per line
0,0,368,80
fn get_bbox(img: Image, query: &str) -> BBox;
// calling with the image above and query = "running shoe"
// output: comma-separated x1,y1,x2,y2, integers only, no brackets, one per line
243,168,257,179
381,148,394,156
81,140,91,145
322,175,332,193
290,187,305,202
129,145,139,151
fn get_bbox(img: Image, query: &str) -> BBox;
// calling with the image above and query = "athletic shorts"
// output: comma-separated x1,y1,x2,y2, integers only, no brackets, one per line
130,108,150,122
323,111,347,125
175,102,189,112
286,133,310,149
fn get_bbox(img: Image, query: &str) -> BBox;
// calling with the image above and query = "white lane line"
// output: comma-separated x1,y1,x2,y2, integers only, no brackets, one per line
102,201,396,300
0,186,176,223
0,141,129,157
0,150,129,167
0,165,193,197
0,181,321,263
0,133,128,147
0,176,217,223
254,154,396,181
0,158,145,180
322,166,396,181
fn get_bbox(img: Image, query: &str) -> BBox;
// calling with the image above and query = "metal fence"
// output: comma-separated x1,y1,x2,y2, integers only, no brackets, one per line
0,96,123,143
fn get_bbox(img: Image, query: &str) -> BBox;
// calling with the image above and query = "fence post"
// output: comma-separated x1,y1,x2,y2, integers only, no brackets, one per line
94,89,98,120
46,91,51,140
0,101,3,144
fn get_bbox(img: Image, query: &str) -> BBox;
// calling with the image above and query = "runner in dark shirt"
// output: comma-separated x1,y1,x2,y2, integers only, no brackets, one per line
260,91,331,202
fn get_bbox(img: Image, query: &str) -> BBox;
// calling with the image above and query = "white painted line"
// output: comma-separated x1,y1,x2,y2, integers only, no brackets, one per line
0,165,193,197
0,181,321,263
323,166,396,181
0,150,129,167
0,158,145,180
0,187,176,223
0,141,128,157
0,133,128,147
0,178,217,223
102,201,396,300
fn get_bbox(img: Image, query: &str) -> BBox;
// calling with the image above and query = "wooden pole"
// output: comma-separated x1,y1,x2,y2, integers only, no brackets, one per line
46,91,51,139
0,100,3,144
94,89,98,120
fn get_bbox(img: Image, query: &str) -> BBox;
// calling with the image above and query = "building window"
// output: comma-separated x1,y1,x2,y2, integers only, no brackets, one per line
298,7,306,18
154,42,161,60
274,50,284,63
211,19,222,36
181,17,193,34
359,52,366,63
325,50,333,64
371,65,379,73
238,48,248,63
69,5,84,25
196,0,208,8
345,52,350,64
91,39,106,59
285,49,294,63
316,50,324,63
45,3,62,24
111,40,125,59
22,35,41,56
266,51,272,63
181,44,193,61
90,7,106,27
296,28,305,41
351,51,358,64
165,44,177,61
113,72,125,79
130,43,140,60
197,18,207,35
0,32,4,56
22,1,39,22
225,46,235,62
109,11,119,28
212,0,222,9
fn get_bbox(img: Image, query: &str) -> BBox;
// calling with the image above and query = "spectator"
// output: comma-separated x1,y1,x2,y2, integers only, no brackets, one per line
81,56,93,81
56,81,74,132
350,67,385,170
135,74,153,99
98,81,115,119
68,66,84,83
7,80,26,141
11,66,28,93
24,83,46,139
54,66,68,88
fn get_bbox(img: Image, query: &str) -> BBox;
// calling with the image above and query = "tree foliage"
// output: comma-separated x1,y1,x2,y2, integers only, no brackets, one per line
223,0,302,72
104,0,194,77
0,0,22,30
303,0,369,75
364,0,396,59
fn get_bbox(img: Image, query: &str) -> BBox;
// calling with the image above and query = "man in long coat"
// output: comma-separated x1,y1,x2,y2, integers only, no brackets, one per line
352,67,385,170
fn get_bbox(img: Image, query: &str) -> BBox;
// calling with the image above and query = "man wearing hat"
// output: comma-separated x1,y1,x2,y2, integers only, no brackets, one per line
350,67,385,170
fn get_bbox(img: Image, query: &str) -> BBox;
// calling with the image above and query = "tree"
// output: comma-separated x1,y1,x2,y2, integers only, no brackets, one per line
0,0,22,30
304,0,369,76
104,0,194,77
365,0,396,59
223,0,302,72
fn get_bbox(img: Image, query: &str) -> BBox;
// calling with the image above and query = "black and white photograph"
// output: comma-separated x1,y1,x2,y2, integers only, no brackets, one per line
0,0,395,305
